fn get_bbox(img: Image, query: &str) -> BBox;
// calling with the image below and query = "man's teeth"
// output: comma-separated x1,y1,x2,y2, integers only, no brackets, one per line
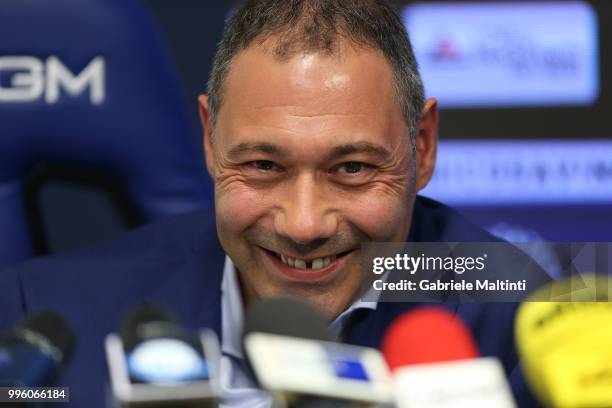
279,253,337,269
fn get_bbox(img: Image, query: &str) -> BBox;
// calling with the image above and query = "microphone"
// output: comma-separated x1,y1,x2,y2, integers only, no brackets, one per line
242,296,335,343
0,310,75,387
515,273,612,408
105,304,221,407
242,297,393,408
381,307,516,408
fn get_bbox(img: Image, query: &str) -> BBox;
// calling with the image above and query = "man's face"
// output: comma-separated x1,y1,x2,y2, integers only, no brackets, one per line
200,42,437,319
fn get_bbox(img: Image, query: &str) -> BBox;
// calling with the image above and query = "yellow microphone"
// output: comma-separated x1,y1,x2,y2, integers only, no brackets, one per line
515,273,612,407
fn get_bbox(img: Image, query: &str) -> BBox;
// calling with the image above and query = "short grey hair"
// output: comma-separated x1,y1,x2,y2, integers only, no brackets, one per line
207,0,425,143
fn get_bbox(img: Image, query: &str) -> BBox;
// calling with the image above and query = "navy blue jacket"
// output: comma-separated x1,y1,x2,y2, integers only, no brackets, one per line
0,196,541,407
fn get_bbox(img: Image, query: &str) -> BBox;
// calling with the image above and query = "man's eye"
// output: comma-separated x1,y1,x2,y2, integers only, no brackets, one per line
331,162,376,185
338,162,368,174
245,160,278,172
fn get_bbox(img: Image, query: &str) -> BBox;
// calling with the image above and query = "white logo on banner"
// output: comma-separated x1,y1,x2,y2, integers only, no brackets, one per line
0,56,105,104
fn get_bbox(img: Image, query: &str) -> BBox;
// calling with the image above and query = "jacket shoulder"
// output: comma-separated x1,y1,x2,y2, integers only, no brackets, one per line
411,196,501,242
15,207,218,273
0,208,223,329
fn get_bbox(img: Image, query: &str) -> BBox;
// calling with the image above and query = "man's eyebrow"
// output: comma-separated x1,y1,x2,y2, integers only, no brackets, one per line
328,142,391,159
227,142,288,159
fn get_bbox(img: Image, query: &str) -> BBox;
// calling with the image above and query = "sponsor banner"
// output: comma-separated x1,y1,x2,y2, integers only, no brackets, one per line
403,1,599,107
421,140,612,205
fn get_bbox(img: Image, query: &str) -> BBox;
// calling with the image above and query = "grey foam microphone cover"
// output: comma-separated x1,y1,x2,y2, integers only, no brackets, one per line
242,296,334,343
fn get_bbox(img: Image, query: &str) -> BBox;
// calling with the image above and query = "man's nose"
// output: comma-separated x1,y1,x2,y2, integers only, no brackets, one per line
275,173,338,245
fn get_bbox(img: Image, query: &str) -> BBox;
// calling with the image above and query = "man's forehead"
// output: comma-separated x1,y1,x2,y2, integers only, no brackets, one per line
219,41,399,120
210,40,409,157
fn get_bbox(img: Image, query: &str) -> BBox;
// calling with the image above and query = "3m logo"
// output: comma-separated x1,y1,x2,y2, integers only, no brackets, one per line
0,56,105,104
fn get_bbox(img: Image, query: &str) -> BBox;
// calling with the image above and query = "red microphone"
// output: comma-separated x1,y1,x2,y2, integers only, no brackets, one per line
381,307,516,408
382,307,478,369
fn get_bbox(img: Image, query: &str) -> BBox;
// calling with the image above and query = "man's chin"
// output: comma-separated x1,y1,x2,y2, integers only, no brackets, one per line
267,285,356,321
233,246,364,320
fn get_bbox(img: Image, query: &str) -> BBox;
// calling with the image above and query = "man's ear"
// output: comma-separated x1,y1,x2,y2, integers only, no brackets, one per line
198,95,216,178
415,98,438,191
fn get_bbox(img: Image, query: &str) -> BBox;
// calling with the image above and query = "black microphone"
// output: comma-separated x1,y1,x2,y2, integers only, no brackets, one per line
242,297,392,408
105,304,220,408
0,310,75,387
242,296,334,343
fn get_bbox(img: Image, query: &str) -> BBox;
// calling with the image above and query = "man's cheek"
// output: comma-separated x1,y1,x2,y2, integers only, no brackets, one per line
215,186,270,233
347,196,410,240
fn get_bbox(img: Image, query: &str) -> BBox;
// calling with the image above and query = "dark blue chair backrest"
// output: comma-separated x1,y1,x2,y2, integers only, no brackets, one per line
0,0,212,268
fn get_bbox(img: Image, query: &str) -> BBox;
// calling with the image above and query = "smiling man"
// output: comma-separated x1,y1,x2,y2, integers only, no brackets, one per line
202,41,436,321
0,0,541,407
200,0,438,324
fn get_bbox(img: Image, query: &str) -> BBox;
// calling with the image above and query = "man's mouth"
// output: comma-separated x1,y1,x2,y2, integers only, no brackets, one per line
277,253,336,270
259,247,354,281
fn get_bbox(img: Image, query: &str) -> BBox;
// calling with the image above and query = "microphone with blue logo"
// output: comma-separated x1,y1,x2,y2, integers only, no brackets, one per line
104,304,220,407
242,297,393,407
0,310,75,388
